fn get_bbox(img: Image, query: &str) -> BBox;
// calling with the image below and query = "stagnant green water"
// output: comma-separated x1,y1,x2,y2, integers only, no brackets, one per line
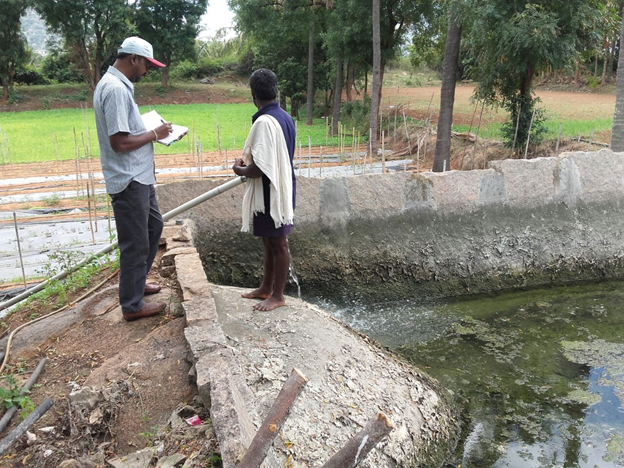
309,281,624,467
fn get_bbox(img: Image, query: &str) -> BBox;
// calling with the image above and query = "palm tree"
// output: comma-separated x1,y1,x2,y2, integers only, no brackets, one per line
433,7,462,172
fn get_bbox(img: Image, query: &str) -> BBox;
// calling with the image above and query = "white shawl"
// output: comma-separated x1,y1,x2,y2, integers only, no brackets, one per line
241,114,294,232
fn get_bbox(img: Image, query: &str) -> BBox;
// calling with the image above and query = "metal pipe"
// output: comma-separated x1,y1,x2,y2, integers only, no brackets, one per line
0,358,47,435
0,397,54,455
0,176,246,312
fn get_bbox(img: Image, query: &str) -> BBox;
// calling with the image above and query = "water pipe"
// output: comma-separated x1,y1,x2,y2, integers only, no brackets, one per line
0,176,247,312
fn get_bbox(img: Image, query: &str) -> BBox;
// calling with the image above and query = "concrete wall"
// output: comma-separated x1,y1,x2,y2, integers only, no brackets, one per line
156,149,624,302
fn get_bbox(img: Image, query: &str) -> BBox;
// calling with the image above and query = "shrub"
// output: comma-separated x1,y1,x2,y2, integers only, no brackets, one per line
341,95,371,135
14,67,49,86
41,51,83,83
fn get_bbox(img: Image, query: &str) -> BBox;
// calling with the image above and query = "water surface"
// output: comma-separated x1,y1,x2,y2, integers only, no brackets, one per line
309,281,624,467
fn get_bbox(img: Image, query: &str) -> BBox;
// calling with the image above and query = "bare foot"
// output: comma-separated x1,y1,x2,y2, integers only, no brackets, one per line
241,288,272,300
253,296,286,311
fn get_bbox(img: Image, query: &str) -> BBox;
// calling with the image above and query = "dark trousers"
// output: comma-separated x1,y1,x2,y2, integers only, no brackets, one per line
110,182,163,314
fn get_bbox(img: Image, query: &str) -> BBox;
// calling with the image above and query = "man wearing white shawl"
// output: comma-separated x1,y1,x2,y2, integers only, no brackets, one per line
233,69,297,311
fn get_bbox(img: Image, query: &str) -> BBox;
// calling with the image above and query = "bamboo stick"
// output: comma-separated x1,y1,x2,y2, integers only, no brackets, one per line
587,129,594,151
238,369,307,468
555,123,563,157
402,106,412,156
308,136,312,177
382,131,385,173
511,104,522,158
472,102,486,168
321,413,395,468
12,213,27,291
86,181,96,245
523,108,537,160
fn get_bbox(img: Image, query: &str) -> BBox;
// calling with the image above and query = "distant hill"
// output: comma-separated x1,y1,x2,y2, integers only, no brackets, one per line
21,9,56,55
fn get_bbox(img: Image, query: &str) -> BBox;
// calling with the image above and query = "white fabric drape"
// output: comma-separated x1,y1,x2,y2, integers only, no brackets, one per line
240,114,294,232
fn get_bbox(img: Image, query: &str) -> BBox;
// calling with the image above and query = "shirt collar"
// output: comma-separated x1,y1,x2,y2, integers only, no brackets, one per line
252,101,279,123
106,66,134,94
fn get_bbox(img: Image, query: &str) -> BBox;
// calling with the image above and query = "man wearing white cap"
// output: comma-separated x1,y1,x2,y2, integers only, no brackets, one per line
93,36,172,321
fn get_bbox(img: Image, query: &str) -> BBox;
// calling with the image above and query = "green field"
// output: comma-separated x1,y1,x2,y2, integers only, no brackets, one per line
0,103,350,164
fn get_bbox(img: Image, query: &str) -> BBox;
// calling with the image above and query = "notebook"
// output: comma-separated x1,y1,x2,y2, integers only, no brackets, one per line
141,110,189,146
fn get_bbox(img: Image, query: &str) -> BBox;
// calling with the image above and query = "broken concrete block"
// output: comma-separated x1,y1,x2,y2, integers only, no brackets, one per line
106,448,155,468
69,387,103,410
155,454,186,468
196,349,256,468
174,254,211,301
166,238,192,251
173,224,192,242
184,324,226,359
181,297,217,327
161,247,198,267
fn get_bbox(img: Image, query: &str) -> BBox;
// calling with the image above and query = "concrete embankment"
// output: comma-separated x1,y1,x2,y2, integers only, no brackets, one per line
156,149,624,303
167,221,459,467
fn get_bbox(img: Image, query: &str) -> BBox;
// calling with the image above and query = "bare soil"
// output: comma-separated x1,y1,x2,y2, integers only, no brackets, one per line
0,251,220,467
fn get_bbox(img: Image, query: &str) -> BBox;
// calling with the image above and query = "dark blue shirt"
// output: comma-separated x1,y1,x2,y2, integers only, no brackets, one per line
252,102,297,210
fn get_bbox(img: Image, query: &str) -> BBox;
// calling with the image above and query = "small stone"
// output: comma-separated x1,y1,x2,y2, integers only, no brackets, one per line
59,461,82,468
26,431,36,445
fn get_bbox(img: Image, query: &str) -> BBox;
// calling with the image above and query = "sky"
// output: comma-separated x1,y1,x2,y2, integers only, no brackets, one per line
200,0,236,39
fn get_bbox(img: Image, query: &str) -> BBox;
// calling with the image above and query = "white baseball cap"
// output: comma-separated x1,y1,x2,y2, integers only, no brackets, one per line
118,36,166,68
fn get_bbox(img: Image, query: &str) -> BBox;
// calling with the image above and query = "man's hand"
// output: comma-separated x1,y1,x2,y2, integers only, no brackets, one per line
154,122,173,139
232,158,246,176
232,158,263,178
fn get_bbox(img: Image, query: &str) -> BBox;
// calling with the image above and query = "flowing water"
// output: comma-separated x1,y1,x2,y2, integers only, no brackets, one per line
309,281,624,467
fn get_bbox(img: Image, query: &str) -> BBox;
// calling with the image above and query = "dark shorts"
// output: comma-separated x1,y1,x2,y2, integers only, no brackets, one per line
253,211,293,237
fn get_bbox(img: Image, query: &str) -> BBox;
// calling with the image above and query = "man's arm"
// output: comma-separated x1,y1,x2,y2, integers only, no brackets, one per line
233,158,263,178
109,122,172,153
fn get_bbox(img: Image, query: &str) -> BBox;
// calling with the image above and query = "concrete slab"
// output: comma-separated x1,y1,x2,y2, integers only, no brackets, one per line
209,284,457,468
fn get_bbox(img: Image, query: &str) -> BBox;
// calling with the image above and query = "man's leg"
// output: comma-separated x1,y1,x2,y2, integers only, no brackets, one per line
254,236,288,311
242,237,274,299
110,181,151,314
145,185,164,276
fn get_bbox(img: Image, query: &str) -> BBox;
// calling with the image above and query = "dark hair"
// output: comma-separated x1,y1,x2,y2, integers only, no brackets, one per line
117,52,132,60
250,69,278,101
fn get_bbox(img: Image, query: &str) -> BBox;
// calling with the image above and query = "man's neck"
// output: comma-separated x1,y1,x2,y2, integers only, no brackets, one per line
112,61,133,82
257,100,276,110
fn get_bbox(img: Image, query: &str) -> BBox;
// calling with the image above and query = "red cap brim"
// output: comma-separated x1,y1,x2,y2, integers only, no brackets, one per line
145,57,166,68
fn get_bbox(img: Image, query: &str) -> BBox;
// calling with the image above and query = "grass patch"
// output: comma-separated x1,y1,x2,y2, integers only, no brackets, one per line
0,102,352,164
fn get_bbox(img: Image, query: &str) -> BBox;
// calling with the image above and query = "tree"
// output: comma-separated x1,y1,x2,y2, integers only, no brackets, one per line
370,0,381,155
433,4,462,172
229,0,328,119
612,11,624,151
0,0,30,102
134,0,208,88
34,0,133,90
465,0,601,150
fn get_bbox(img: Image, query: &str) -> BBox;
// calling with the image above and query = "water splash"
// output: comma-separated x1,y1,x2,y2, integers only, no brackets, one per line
286,239,301,299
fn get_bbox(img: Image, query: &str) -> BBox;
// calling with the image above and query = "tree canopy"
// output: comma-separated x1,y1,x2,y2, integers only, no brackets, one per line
0,0,31,102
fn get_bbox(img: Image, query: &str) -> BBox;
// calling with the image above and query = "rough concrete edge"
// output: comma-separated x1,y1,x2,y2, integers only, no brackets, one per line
164,219,266,468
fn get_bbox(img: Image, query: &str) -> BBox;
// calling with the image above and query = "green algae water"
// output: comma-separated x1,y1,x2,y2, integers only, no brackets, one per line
311,281,624,467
